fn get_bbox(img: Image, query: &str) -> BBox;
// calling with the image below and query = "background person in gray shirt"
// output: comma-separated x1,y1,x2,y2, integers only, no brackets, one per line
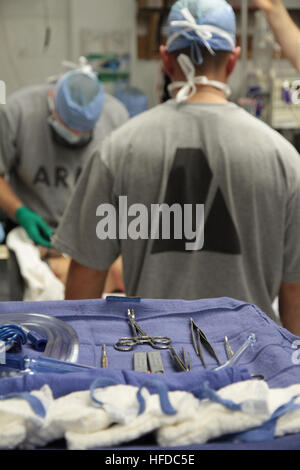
53,0,300,335
0,65,129,247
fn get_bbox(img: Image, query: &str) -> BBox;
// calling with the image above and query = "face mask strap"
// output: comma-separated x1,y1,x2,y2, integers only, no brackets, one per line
168,53,231,103
48,90,93,146
48,115,93,146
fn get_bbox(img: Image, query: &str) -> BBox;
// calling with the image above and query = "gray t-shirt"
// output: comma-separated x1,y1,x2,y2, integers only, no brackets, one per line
53,100,300,320
0,84,129,229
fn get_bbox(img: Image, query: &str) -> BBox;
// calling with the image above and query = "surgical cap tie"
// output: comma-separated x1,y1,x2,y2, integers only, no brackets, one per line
167,7,235,65
168,53,231,103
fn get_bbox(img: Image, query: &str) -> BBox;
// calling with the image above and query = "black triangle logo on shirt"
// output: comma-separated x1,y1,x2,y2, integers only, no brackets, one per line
151,148,241,255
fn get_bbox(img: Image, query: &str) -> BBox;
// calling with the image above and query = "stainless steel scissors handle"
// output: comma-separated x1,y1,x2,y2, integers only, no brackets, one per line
114,335,171,351
114,337,138,352
114,309,172,352
148,336,172,349
127,309,172,348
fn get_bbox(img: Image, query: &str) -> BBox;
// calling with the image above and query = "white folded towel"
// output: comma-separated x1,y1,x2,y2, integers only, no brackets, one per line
6,227,64,301
0,385,53,450
3,378,300,449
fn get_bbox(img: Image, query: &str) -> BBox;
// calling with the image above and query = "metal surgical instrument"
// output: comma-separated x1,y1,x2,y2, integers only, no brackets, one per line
114,309,172,351
134,352,149,373
215,333,256,371
224,336,235,359
148,351,165,374
101,344,108,368
170,346,191,372
190,318,221,368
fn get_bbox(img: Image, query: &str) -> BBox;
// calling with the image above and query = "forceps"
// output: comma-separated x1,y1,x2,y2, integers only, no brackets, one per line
114,309,172,351
190,318,221,368
170,346,192,372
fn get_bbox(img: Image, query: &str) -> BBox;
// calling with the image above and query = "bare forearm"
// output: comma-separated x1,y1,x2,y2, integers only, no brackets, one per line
267,3,300,69
279,282,300,335
65,259,108,300
0,176,23,219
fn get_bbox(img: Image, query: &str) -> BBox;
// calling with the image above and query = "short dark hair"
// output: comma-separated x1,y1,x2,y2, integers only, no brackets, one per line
171,47,231,74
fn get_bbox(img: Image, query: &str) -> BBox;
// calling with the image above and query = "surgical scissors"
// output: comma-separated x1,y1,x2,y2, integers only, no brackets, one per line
114,309,172,351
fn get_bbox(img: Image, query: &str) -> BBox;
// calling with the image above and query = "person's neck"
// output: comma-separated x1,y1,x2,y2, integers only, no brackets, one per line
186,85,228,103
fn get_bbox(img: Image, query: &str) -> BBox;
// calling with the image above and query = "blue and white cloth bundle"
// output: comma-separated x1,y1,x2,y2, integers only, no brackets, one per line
0,296,300,449
2,376,300,449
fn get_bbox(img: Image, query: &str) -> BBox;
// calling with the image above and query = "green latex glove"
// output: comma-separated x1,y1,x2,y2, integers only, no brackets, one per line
15,206,53,247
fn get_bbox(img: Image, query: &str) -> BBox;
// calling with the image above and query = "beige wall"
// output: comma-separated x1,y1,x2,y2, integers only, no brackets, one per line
1,0,299,107
0,0,70,94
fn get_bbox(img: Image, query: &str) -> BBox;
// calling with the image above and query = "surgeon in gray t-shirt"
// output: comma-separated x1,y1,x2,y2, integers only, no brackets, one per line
0,65,129,247
54,0,300,334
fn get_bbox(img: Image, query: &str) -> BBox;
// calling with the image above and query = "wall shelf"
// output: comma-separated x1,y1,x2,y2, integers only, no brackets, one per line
136,0,300,60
